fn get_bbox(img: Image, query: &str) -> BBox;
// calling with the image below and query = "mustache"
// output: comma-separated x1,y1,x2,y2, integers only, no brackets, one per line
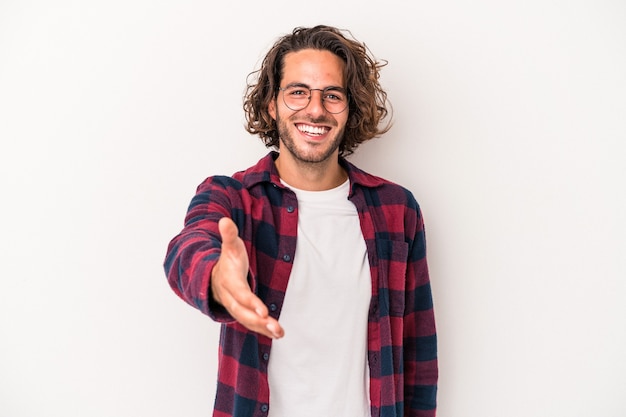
296,116,337,126
275,107,338,126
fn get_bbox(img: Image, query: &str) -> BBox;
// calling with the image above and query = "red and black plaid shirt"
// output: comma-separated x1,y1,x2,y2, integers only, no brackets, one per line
164,152,438,417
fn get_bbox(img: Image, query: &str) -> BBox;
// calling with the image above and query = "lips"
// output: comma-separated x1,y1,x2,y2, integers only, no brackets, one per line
296,123,330,136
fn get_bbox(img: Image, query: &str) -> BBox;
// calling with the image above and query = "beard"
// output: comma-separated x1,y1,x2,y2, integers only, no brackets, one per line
275,110,345,164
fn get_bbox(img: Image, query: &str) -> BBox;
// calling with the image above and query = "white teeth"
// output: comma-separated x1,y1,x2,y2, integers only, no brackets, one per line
297,124,327,135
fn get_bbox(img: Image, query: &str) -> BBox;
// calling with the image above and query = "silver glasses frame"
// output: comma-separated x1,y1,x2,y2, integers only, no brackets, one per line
278,85,349,114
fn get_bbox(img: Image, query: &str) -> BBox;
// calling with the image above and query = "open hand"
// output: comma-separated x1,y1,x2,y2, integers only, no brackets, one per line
210,217,284,339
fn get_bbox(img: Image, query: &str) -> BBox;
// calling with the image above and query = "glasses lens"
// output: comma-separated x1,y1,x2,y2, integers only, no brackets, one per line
281,86,348,114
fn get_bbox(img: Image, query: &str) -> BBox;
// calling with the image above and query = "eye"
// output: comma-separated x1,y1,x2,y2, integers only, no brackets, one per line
287,87,309,97
324,90,346,102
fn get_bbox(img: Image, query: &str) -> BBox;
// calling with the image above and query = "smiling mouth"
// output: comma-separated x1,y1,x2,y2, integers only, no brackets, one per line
296,123,330,136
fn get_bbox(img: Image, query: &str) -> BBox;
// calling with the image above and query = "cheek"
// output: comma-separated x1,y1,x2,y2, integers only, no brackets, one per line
338,112,350,128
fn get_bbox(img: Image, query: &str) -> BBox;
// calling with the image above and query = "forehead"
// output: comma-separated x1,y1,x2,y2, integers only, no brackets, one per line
281,49,346,87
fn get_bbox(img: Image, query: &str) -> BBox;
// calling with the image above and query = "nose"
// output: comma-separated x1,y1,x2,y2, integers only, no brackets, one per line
305,89,327,116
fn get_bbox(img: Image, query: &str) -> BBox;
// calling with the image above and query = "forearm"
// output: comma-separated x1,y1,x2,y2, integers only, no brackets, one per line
163,177,239,321
164,230,222,317
404,209,438,415
403,305,438,416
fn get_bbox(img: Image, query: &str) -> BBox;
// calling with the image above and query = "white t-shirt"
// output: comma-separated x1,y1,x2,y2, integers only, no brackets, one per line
268,179,372,417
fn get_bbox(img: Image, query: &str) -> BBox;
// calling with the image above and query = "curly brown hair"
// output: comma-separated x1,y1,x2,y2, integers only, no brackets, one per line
243,25,392,157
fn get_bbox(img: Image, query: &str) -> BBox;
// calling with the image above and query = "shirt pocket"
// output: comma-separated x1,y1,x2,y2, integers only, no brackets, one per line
376,239,409,317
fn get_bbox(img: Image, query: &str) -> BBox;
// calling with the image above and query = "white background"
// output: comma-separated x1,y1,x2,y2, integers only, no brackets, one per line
1,1,625,416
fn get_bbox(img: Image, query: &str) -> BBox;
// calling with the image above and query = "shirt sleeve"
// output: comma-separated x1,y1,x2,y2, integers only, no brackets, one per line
403,203,438,416
163,175,240,322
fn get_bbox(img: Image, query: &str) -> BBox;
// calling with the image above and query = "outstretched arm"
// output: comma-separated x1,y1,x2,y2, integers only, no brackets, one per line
164,177,283,339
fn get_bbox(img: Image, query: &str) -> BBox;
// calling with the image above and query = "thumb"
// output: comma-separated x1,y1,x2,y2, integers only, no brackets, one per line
218,217,239,246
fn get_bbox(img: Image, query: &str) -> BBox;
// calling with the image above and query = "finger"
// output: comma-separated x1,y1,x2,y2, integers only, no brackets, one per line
219,288,284,338
266,319,285,339
225,296,284,339
224,284,269,319
218,217,239,246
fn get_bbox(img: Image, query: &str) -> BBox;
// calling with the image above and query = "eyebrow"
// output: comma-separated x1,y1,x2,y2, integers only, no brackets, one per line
284,82,346,91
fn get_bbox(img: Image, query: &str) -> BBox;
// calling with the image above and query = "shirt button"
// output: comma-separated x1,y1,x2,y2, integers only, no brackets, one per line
263,352,270,361
282,254,291,262
286,205,294,213
269,303,277,312
261,404,269,412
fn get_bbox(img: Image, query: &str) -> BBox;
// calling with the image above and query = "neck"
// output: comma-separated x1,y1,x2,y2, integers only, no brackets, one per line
275,153,347,191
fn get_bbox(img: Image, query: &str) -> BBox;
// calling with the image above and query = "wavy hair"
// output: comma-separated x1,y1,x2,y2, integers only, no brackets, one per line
243,25,392,157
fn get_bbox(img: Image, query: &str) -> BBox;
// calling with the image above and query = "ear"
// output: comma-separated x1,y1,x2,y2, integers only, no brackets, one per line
268,98,277,120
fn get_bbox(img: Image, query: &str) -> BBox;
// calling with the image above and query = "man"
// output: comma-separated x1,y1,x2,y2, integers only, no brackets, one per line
164,25,437,417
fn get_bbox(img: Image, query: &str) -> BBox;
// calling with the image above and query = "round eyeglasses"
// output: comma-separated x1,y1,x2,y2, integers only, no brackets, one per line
278,85,349,114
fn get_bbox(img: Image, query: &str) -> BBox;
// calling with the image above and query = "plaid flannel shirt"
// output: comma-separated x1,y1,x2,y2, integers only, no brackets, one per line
164,151,438,417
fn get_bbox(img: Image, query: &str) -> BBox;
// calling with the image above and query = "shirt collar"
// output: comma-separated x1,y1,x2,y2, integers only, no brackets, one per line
239,151,387,191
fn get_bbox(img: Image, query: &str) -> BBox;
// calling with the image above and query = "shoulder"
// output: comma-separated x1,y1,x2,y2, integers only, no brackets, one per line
344,159,420,212
195,175,244,195
195,152,278,193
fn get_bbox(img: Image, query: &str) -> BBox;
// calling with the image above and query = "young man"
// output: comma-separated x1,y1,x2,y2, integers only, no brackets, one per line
164,25,438,417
